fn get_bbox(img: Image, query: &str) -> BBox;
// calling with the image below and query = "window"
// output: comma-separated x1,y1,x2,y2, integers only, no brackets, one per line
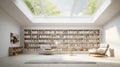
23,0,104,17
12,0,111,23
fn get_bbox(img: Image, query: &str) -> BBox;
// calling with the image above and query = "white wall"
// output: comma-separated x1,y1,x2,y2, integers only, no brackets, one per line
103,12,120,58
0,7,21,57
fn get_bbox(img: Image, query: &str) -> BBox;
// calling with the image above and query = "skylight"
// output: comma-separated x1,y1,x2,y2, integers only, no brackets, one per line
12,0,111,23
23,0,104,17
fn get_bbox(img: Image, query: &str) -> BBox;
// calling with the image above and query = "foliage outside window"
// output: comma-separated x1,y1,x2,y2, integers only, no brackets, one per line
82,0,103,16
43,0,60,16
24,0,42,15
23,0,60,16
24,0,103,16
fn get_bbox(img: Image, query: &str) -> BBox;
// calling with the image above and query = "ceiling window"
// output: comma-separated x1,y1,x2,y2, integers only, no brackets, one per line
23,0,104,17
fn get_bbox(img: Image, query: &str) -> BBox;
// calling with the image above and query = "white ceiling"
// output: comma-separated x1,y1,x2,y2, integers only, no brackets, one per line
0,0,120,26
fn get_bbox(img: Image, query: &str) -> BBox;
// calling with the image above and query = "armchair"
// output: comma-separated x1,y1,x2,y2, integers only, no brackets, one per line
88,44,109,57
39,44,54,55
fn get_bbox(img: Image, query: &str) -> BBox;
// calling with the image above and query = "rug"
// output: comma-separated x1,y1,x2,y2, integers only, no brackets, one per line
25,60,96,64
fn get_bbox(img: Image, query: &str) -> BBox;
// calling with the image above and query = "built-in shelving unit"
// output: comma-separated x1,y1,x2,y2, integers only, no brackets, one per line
24,29,100,52
9,47,23,56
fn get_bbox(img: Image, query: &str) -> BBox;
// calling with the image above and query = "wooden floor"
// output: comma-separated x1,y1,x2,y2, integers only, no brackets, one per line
0,54,120,67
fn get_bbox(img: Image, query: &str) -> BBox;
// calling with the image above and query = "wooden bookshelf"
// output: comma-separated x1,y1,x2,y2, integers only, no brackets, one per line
24,29,100,52
9,46,23,56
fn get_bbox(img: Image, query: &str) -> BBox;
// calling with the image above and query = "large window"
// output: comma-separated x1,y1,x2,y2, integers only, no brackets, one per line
23,0,104,17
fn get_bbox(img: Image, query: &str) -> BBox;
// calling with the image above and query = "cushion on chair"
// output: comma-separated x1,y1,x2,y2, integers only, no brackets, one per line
40,45,51,50
88,48,98,53
97,48,106,54
99,44,108,48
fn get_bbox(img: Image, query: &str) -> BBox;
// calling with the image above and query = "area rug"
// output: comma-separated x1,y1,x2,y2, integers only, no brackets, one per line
25,60,96,64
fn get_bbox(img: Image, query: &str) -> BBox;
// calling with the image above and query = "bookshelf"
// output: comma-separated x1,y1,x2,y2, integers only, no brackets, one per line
9,47,23,56
24,29,100,52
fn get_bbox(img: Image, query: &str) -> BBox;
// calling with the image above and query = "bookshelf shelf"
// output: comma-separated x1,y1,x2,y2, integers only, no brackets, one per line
24,29,100,52
9,47,23,56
